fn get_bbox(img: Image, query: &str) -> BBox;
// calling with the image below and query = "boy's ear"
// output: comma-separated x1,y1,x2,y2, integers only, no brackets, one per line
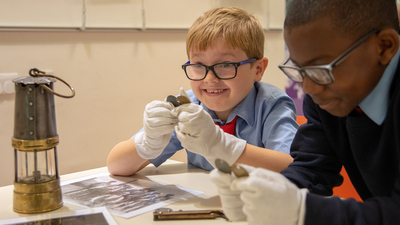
254,57,268,82
376,29,399,66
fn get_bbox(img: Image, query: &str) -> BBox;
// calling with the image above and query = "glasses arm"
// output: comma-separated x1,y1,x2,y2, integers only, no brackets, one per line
331,30,380,67
239,58,258,65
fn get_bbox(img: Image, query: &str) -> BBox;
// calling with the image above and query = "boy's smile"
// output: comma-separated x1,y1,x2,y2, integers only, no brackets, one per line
188,37,266,121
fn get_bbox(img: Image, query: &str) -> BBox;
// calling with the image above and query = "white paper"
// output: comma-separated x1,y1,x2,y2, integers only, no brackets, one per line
0,207,117,225
61,173,203,218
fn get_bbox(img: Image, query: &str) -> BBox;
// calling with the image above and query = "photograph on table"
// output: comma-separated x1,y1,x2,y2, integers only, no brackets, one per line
0,207,117,225
61,173,203,218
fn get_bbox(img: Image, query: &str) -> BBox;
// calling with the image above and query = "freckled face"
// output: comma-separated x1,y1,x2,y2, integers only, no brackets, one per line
284,17,383,117
189,38,263,120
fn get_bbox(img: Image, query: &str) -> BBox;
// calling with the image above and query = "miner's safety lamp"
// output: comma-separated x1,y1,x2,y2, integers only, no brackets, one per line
11,68,75,213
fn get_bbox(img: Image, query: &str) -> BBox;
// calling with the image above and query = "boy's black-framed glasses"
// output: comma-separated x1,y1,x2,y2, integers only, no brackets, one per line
182,58,258,81
278,29,380,85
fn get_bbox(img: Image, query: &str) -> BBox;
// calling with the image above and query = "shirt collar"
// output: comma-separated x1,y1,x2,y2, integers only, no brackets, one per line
358,39,400,125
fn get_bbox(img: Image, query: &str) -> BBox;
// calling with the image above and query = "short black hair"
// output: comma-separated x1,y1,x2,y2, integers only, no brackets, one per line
285,0,399,38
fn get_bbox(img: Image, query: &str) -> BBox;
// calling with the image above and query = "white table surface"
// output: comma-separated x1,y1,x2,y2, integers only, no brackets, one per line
0,160,244,224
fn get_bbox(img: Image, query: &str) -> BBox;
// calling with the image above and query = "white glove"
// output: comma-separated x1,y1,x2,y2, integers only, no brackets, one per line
209,169,246,221
231,168,308,225
171,92,246,167
209,164,256,222
135,100,178,159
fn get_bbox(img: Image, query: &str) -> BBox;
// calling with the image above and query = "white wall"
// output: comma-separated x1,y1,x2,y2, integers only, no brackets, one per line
0,1,287,187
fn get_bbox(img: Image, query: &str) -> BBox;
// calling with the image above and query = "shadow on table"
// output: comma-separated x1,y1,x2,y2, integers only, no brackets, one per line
136,162,208,176
110,162,207,184
172,195,222,209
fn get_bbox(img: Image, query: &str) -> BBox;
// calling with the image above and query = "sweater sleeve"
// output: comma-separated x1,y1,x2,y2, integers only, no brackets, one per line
281,95,400,225
304,189,400,225
281,95,343,196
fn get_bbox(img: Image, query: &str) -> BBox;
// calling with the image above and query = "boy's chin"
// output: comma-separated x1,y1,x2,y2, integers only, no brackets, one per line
324,107,355,118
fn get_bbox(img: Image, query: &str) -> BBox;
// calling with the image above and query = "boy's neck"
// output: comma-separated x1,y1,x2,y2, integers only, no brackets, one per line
215,111,231,122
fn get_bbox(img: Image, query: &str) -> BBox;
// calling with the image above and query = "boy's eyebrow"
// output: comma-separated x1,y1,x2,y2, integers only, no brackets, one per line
289,58,301,67
190,52,238,61
291,54,332,67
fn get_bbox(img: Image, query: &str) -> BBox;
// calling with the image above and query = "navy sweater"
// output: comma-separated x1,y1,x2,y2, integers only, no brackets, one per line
281,60,400,225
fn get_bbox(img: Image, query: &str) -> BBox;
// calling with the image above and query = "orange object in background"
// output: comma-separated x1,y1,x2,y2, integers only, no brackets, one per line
333,167,363,201
296,116,362,202
296,115,307,126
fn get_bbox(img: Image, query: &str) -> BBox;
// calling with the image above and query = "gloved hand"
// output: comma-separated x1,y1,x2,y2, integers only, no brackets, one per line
135,100,178,159
209,164,256,222
209,169,246,221
171,90,246,167
231,168,308,225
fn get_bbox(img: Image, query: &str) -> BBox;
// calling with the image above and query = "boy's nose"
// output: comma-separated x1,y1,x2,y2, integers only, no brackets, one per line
203,70,219,83
301,75,325,95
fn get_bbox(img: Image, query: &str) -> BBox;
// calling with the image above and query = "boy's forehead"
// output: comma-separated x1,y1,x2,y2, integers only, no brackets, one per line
284,17,350,65
189,38,243,58
190,50,236,57
191,37,234,50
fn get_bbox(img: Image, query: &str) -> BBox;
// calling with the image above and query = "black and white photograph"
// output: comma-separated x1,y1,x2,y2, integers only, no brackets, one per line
0,207,117,225
61,174,203,218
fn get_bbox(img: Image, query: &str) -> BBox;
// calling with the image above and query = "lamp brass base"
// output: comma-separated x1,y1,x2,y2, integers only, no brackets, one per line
13,178,63,213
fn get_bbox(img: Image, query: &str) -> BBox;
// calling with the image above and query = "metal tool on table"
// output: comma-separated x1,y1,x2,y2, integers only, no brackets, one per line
153,208,227,221
12,68,75,213
215,158,249,177
152,159,247,221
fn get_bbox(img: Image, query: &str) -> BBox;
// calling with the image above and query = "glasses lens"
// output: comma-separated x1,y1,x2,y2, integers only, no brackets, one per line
185,65,206,80
280,67,303,82
214,63,236,79
304,68,333,84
